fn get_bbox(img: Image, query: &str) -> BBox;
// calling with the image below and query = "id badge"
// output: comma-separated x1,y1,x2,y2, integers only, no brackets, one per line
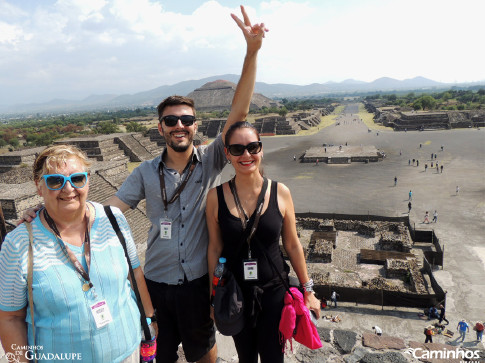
90,300,113,329
243,259,258,281
160,218,172,239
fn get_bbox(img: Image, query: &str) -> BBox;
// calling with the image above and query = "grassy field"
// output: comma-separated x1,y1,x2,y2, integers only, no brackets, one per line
358,103,393,131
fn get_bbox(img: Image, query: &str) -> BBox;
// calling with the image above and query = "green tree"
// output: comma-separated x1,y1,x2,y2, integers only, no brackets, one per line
126,122,147,132
441,92,452,101
95,121,120,134
414,95,436,110
9,138,19,148
278,106,288,117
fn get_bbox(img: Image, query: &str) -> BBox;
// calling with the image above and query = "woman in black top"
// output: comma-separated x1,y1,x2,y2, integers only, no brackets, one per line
206,121,320,363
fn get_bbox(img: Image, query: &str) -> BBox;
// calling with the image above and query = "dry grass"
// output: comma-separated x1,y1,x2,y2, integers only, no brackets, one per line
358,104,393,131
297,105,345,136
127,162,141,173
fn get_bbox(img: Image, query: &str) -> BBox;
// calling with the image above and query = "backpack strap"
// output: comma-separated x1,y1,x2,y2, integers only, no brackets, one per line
26,222,38,363
104,205,151,340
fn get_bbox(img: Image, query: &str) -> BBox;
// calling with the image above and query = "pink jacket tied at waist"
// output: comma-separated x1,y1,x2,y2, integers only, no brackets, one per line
279,287,322,351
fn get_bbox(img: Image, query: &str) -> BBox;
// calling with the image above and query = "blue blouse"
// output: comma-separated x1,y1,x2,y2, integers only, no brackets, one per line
0,202,141,362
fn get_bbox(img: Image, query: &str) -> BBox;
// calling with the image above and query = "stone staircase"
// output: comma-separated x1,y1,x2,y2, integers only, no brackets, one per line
206,120,224,138
57,135,129,162
0,146,45,173
116,134,155,162
132,134,162,157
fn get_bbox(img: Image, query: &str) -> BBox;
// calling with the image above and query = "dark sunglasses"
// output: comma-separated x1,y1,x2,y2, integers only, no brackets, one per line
161,115,196,127
227,141,262,156
42,172,88,191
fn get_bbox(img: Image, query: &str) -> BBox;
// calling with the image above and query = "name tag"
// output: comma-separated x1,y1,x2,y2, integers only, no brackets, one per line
91,300,113,329
243,259,258,281
160,218,172,239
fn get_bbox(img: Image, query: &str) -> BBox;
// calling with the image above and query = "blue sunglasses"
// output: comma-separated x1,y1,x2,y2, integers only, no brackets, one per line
42,172,89,191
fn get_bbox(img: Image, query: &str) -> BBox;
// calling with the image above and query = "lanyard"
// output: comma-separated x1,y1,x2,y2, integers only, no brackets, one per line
229,177,268,258
159,152,197,212
44,208,93,292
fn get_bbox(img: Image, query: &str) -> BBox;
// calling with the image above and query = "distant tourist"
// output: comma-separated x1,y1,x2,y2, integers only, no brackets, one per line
456,186,460,195
438,304,449,325
432,210,438,223
409,190,412,201
441,165,444,173
293,155,296,161
475,321,484,342
331,291,339,308
408,202,412,214
424,326,433,343
372,326,383,336
423,211,430,224
457,319,469,342
394,176,397,186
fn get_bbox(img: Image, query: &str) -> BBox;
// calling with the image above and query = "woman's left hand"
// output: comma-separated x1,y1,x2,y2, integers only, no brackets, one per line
304,291,321,319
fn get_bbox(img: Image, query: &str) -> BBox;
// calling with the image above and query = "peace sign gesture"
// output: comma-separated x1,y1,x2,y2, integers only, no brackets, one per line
231,5,268,53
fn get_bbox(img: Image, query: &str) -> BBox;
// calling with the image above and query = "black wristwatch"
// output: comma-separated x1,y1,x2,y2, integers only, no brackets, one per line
148,310,157,323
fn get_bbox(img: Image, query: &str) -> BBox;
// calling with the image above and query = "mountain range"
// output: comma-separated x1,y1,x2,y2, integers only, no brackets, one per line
1,76,482,115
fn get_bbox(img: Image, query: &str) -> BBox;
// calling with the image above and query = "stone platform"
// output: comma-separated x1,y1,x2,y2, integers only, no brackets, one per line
302,145,384,163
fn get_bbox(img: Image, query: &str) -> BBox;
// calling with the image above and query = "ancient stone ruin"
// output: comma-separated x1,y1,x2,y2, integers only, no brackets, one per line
187,80,278,111
365,100,485,130
291,216,441,305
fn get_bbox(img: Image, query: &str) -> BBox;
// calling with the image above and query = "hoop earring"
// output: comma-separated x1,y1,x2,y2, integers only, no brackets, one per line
227,160,231,164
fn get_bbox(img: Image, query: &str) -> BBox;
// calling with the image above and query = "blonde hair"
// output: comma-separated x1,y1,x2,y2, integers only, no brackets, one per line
33,144,91,182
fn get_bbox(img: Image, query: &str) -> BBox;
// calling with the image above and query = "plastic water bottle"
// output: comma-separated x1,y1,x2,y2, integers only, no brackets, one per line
143,318,156,340
212,257,226,300
141,318,157,362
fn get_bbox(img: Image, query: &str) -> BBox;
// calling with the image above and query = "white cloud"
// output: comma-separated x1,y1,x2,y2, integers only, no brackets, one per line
0,0,484,107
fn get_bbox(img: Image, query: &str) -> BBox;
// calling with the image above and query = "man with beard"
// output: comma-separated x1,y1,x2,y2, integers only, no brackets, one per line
105,6,267,363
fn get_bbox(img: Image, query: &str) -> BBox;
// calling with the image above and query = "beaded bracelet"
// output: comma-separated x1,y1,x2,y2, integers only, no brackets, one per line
301,278,314,292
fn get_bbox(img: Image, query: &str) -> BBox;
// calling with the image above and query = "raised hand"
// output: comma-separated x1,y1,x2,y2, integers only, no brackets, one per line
231,5,268,53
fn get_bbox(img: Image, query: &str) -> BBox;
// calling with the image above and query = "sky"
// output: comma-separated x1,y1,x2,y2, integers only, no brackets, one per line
1,0,484,106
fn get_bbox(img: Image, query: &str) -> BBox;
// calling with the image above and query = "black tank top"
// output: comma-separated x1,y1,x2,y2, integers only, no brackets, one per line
217,180,288,286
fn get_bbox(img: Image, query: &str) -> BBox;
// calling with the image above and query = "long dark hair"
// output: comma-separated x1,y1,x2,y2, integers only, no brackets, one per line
224,121,260,146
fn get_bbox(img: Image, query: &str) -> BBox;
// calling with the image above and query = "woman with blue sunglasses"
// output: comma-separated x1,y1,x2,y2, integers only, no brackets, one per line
0,144,155,362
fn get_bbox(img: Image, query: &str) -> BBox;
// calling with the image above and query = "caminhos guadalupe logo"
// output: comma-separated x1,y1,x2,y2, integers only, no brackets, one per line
403,347,480,361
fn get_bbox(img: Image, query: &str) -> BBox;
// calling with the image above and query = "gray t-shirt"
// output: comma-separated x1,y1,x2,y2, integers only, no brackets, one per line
116,135,226,284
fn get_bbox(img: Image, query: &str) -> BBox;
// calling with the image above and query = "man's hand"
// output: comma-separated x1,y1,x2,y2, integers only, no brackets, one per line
231,5,268,53
17,204,43,225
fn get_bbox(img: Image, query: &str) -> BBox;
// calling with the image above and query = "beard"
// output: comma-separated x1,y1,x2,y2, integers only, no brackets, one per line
164,130,194,152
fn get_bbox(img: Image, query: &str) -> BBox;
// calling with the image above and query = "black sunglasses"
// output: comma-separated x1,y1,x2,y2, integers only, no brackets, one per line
160,115,196,127
227,141,262,156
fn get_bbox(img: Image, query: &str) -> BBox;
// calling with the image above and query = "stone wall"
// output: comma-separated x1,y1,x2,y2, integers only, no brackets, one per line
385,258,410,279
